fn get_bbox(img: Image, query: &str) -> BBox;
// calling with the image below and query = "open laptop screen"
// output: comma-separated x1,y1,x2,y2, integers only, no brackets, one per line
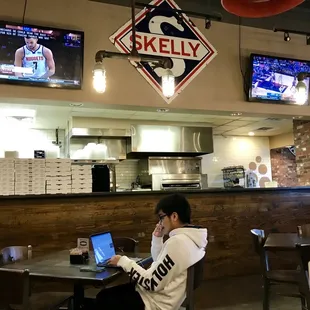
91,232,116,265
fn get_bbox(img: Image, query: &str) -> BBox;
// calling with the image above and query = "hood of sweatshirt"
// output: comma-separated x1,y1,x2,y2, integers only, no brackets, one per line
169,226,208,249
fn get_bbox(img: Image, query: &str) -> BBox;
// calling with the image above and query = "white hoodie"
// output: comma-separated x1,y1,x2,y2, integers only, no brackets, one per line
117,226,208,310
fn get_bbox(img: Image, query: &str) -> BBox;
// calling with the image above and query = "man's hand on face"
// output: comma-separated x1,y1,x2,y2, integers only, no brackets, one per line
108,255,122,266
153,222,164,237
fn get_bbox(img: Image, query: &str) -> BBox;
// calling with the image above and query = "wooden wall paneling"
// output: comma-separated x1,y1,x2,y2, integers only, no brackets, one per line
0,189,310,279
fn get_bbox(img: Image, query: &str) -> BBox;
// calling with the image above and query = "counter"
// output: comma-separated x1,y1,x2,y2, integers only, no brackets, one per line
1,187,310,279
0,186,309,199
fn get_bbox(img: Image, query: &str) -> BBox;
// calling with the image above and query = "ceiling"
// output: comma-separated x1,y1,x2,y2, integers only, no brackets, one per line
0,103,293,137
90,0,310,33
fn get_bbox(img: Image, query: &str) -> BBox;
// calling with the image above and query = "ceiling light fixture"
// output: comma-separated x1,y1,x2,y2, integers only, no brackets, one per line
93,0,175,100
157,108,169,113
274,28,310,46
92,62,106,93
248,132,255,136
162,69,175,98
0,108,36,118
69,102,84,107
295,72,310,105
284,32,290,42
205,19,211,29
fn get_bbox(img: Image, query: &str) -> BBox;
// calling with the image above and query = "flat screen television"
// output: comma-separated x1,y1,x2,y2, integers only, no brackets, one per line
0,21,84,89
248,53,310,105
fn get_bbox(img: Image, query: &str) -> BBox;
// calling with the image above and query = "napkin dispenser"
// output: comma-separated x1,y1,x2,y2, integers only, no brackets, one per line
69,248,89,265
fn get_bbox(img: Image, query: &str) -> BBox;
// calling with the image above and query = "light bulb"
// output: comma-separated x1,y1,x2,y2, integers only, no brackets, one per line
295,81,308,105
93,62,106,93
162,69,175,99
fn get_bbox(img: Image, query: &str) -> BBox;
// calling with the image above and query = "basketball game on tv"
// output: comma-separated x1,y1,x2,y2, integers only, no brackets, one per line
0,21,83,89
249,54,310,104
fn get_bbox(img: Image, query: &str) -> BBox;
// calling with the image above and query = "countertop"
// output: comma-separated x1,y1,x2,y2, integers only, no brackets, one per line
0,187,310,200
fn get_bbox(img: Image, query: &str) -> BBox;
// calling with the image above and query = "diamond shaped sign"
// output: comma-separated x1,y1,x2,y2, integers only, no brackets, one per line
110,0,217,104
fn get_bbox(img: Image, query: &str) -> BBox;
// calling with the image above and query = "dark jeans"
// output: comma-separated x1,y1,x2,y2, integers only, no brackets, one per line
96,283,145,310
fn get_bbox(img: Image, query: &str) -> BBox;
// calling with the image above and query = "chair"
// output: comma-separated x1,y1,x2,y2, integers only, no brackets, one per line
299,225,310,237
296,244,310,310
0,245,71,310
113,237,139,254
251,229,303,310
180,255,206,310
0,246,32,265
0,268,30,310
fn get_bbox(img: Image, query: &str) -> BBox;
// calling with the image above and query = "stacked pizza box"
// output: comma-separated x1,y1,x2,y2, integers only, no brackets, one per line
0,159,15,196
71,164,92,194
45,159,72,194
14,159,46,195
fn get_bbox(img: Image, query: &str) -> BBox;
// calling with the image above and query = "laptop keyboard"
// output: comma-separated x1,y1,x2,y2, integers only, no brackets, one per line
97,257,142,267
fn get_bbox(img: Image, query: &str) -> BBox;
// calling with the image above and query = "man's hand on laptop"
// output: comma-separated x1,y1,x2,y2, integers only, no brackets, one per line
108,255,122,266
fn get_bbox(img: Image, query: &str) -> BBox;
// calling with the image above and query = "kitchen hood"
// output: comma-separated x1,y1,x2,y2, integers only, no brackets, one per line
127,124,213,159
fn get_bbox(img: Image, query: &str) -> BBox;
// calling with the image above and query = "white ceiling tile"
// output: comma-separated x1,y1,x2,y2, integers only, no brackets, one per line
214,125,240,130
240,117,266,121
229,120,256,126
205,115,241,120
213,129,227,134
210,120,234,125
0,103,294,137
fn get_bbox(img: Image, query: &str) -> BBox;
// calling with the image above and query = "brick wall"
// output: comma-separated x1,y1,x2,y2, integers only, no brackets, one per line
293,120,310,186
270,148,297,187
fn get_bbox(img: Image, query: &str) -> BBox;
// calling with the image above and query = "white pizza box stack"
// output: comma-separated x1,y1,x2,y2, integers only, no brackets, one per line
14,159,46,195
0,159,15,196
71,164,92,194
45,159,72,194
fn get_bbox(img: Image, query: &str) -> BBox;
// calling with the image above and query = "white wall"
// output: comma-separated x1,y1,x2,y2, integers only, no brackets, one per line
269,132,294,149
0,119,64,158
201,136,272,188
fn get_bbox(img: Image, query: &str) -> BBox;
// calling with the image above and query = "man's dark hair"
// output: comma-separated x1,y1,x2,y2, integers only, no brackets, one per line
233,178,239,185
155,193,191,224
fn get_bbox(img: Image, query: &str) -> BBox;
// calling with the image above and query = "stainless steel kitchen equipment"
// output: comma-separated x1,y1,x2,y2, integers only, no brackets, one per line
127,124,213,158
152,173,204,191
149,157,208,191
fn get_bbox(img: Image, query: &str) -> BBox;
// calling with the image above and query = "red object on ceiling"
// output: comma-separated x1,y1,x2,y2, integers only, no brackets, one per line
221,0,304,18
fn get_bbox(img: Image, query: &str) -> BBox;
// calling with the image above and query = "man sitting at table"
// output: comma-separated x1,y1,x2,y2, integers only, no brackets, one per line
96,193,208,310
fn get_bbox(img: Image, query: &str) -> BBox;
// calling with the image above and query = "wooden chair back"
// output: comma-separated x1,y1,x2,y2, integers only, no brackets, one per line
296,244,310,300
300,224,310,237
250,229,269,273
113,237,139,254
0,268,30,310
0,246,32,265
181,255,205,310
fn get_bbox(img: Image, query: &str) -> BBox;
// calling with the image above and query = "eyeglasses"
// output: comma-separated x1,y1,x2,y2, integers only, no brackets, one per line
158,214,167,222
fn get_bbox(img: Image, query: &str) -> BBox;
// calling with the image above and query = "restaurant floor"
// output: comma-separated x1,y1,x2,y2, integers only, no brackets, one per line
195,274,300,310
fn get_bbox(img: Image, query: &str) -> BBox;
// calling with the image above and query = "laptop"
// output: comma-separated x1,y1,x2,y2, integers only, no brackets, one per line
90,231,143,268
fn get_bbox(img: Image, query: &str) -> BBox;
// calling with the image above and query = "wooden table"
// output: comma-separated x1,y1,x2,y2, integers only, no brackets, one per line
264,233,310,251
0,250,152,310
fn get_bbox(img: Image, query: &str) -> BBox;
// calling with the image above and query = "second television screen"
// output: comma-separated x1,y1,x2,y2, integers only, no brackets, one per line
250,54,310,104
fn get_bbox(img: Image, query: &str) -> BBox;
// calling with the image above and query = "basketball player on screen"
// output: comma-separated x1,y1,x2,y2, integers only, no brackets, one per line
14,36,55,79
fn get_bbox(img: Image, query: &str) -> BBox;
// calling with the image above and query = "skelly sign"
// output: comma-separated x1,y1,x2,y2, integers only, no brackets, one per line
110,0,217,104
